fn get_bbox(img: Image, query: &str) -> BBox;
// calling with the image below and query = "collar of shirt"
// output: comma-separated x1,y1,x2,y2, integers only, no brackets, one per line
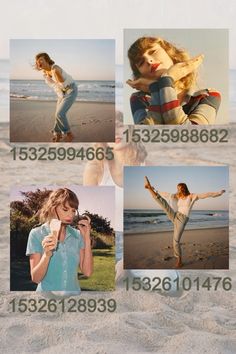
42,223,79,241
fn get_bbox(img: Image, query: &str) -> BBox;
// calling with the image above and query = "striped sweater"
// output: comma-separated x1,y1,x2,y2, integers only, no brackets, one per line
130,76,221,125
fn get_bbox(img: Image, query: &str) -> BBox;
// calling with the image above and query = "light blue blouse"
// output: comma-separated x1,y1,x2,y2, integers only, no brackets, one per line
26,223,84,292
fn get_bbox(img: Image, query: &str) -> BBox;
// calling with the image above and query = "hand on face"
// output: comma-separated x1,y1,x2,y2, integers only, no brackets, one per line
55,202,76,225
127,44,173,91
78,215,91,237
135,44,173,80
126,77,156,93
166,54,204,82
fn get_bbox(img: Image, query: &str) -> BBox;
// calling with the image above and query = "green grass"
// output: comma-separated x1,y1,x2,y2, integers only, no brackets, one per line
79,247,115,291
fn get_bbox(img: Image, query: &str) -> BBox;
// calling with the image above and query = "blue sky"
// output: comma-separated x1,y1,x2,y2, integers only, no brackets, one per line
10,39,115,80
11,185,115,230
124,166,228,210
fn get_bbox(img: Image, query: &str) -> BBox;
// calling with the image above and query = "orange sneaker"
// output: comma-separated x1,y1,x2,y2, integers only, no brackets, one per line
63,132,74,142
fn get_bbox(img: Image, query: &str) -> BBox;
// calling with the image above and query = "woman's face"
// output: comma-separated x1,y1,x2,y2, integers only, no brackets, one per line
36,56,49,70
55,201,76,224
135,43,173,79
177,185,181,193
108,122,128,151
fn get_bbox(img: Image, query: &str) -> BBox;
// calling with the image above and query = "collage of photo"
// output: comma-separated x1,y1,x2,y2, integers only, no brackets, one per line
7,29,229,295
1,0,236,351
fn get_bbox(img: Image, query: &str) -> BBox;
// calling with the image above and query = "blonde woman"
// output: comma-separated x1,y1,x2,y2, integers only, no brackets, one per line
127,37,221,125
35,53,77,142
144,176,225,267
26,188,93,292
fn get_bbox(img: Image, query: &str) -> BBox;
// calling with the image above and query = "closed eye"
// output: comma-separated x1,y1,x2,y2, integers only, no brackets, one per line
136,59,144,67
148,49,158,55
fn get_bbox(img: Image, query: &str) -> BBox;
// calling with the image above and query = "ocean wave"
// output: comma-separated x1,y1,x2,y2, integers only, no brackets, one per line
125,219,164,225
10,93,29,99
125,212,165,218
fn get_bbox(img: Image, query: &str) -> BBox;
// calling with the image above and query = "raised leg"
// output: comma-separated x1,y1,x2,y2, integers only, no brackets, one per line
144,176,175,223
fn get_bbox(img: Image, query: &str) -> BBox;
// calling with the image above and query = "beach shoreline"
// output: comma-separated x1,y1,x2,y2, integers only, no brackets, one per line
10,96,114,104
10,99,115,142
124,225,228,235
124,226,228,269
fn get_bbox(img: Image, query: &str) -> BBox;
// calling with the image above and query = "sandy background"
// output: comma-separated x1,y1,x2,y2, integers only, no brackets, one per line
10,99,115,143
124,227,229,269
1,121,236,353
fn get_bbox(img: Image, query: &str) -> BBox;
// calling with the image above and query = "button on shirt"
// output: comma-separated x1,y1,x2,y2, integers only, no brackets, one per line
26,223,85,292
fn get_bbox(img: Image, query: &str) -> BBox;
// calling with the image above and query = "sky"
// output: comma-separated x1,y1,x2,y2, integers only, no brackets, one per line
124,29,228,124
124,166,228,210
10,39,115,80
0,0,236,67
11,185,115,230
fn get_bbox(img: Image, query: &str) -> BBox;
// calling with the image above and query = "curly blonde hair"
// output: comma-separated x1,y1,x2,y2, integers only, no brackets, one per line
128,37,196,92
39,188,79,223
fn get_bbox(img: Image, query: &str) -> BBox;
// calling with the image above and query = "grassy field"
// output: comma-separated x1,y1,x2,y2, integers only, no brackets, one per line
79,247,115,291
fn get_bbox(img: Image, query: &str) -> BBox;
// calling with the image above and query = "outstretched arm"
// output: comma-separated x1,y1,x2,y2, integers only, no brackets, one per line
195,190,225,200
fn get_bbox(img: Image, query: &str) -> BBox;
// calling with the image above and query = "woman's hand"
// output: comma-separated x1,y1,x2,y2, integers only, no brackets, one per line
126,78,156,93
78,215,93,277
166,54,204,82
41,232,58,257
78,215,91,239
220,189,226,195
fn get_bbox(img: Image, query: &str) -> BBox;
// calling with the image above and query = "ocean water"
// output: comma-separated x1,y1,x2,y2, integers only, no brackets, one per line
0,60,9,121
10,79,115,103
124,209,229,234
0,60,235,122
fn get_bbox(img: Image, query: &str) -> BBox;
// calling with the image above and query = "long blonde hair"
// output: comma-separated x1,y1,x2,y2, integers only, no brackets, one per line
128,36,196,92
39,188,79,223
176,183,190,199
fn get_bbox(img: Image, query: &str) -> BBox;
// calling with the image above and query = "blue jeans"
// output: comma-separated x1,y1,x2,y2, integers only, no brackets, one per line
155,193,189,258
53,82,78,134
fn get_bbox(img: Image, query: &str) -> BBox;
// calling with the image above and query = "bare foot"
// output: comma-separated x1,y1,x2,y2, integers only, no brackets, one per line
144,176,151,189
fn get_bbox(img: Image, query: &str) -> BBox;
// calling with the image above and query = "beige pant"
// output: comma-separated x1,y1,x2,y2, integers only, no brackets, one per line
154,193,189,258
